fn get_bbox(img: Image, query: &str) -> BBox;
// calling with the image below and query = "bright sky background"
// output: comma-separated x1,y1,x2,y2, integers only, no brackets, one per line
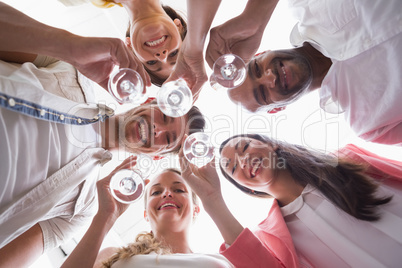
3,0,401,267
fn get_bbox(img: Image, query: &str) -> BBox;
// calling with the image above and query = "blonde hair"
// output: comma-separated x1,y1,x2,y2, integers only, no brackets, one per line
102,231,171,267
102,169,198,267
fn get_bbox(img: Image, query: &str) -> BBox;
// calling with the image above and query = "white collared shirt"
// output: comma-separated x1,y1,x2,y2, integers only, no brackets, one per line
281,183,402,268
0,57,112,251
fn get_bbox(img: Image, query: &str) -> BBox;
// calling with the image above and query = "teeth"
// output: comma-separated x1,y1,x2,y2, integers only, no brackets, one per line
251,160,261,177
160,203,178,209
139,119,147,143
281,66,287,86
145,36,166,47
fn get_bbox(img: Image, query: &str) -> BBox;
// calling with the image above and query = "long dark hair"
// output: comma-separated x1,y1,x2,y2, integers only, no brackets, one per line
219,134,392,222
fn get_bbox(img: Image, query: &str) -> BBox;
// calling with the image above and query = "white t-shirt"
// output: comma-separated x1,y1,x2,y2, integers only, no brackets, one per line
288,0,402,144
112,252,234,268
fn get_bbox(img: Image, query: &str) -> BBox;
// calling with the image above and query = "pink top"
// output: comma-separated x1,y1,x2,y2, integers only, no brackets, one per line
220,144,401,268
220,201,299,268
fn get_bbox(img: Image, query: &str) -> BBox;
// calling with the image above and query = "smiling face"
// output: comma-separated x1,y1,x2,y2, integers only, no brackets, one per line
220,136,283,194
130,14,183,80
121,104,188,155
145,171,198,233
227,49,312,112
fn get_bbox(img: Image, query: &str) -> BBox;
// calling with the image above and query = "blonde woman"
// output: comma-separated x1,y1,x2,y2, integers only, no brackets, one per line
61,161,234,268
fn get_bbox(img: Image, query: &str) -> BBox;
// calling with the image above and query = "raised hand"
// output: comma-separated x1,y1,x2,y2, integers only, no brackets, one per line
96,155,138,223
67,36,151,92
164,39,208,102
206,14,264,68
178,142,222,202
206,0,278,68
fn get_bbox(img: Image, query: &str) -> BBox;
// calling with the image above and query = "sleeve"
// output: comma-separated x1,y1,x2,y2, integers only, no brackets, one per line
337,144,402,182
220,201,299,268
32,55,59,68
38,197,97,252
219,228,284,268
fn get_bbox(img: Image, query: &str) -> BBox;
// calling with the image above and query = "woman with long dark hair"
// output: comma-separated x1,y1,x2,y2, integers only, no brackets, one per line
179,134,402,267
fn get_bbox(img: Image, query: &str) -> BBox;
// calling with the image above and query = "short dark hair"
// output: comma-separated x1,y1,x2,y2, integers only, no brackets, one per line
166,104,205,155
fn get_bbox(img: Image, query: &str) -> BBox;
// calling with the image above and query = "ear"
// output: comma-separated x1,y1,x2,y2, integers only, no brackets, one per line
267,106,286,114
173,18,184,33
142,97,156,105
269,144,279,153
125,37,132,49
193,205,200,217
144,210,149,222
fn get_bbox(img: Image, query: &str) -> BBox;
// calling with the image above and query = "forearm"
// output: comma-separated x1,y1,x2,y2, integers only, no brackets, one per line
242,0,279,30
60,214,115,268
0,2,78,61
203,195,244,245
185,0,222,51
0,223,44,268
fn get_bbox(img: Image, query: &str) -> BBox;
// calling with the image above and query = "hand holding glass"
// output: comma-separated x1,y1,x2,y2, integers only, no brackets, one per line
157,79,193,117
183,132,215,167
209,54,246,90
109,155,152,204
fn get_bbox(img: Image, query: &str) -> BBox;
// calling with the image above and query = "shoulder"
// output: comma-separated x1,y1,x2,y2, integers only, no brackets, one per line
94,247,119,268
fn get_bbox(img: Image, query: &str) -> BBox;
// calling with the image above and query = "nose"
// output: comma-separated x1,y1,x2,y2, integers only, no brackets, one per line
155,49,168,61
153,124,166,138
259,69,276,89
163,189,173,198
238,154,249,169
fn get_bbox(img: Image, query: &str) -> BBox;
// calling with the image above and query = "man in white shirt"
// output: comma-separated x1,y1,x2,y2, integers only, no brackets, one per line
0,3,205,267
210,0,402,145
168,0,402,145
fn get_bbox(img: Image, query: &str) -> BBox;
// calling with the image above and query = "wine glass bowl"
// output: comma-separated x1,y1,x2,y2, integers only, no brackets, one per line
108,68,147,104
110,169,145,204
210,54,246,89
157,79,193,117
183,132,215,167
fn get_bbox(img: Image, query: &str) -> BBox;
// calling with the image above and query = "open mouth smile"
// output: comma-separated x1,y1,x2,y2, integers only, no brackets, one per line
158,202,180,210
145,35,167,47
137,118,149,145
250,158,262,178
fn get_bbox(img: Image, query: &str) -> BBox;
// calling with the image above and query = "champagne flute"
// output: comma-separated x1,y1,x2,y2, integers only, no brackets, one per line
183,132,215,167
209,54,246,90
109,154,153,204
108,68,147,104
157,79,193,117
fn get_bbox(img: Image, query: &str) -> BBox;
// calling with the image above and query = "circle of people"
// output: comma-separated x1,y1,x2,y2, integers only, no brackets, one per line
0,0,401,267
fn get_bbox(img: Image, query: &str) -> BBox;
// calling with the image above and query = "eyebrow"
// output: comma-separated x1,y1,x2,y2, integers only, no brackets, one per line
248,62,255,80
223,159,230,168
253,87,261,105
235,140,241,150
172,132,177,145
150,181,184,188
